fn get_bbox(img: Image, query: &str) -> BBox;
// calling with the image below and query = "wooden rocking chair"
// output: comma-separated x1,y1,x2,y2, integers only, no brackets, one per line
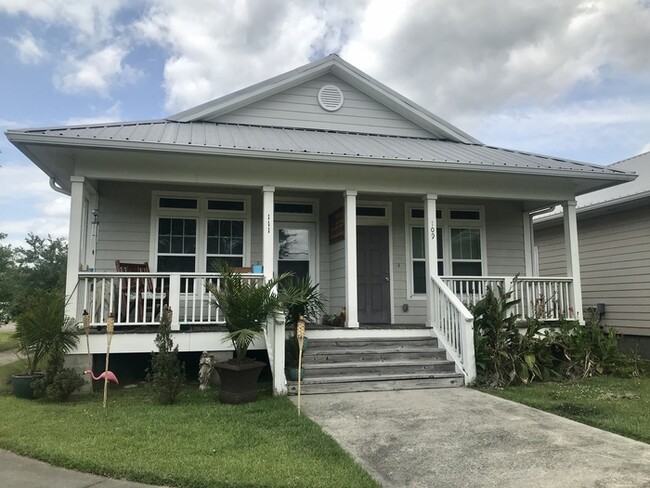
115,260,167,322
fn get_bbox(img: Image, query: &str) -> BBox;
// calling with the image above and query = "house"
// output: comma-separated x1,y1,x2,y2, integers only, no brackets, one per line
534,151,649,357
5,55,636,393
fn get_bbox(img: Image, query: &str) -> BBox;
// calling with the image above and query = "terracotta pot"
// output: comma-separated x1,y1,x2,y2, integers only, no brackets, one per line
214,360,266,404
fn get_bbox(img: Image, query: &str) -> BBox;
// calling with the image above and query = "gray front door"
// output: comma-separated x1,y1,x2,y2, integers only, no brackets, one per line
357,226,391,324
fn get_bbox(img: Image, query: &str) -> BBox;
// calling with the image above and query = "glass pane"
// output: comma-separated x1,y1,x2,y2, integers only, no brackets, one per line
356,206,386,217
274,203,313,214
279,260,309,282
450,210,480,220
231,220,243,237
220,220,231,236
208,200,244,211
157,255,195,272
171,219,184,235
207,237,218,254
159,218,171,235
184,237,196,253
412,227,424,259
413,261,426,294
438,261,444,276
159,197,197,209
184,219,196,236
411,208,424,219
207,256,243,271
207,220,219,237
278,229,309,260
437,227,443,257
171,236,183,253
452,261,482,276
218,237,230,254
158,236,170,253
231,237,243,255
451,228,481,259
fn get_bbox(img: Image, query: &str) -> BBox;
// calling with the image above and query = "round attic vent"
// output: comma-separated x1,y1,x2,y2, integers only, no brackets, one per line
317,85,344,112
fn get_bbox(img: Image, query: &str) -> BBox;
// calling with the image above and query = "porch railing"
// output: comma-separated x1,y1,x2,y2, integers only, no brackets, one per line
441,276,575,321
431,275,476,384
77,271,264,330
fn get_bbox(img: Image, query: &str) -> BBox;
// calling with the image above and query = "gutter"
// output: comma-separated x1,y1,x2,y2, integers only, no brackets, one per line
49,177,70,196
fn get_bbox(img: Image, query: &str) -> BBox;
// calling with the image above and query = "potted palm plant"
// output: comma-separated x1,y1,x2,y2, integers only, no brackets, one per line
206,265,290,404
12,289,80,399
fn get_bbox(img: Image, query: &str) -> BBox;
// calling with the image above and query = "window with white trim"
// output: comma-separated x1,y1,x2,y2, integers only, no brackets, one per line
152,193,249,274
407,205,485,296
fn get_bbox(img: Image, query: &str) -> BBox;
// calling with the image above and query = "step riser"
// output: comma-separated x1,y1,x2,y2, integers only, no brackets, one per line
307,338,438,349
302,351,447,363
288,376,463,395
304,363,456,377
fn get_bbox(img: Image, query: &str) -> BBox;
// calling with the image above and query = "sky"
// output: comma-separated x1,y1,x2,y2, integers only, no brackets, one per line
1,0,650,248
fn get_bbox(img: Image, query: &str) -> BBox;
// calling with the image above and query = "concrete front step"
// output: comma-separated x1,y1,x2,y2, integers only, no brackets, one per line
301,349,447,363
287,372,464,395
307,337,439,349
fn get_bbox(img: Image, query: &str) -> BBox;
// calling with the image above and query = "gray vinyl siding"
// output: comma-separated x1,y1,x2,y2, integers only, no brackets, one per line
215,74,434,138
95,181,151,271
484,201,527,276
535,202,650,336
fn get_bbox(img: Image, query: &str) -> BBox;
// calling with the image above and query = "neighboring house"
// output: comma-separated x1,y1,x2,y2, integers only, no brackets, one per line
5,55,635,392
534,151,650,357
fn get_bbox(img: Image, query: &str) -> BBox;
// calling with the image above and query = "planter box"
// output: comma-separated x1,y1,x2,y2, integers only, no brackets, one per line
214,361,265,404
11,373,44,399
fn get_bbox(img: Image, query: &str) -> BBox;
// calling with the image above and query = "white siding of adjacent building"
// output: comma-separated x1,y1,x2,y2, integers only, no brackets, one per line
214,74,435,138
535,202,650,336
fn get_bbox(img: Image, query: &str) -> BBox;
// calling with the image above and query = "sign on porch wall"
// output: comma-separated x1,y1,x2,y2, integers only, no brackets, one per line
329,207,345,244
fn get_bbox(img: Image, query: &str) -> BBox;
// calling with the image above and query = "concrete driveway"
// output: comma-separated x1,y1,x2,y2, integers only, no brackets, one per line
294,388,650,488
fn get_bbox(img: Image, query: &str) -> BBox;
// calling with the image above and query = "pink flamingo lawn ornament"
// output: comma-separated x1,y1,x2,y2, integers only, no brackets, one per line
84,370,119,385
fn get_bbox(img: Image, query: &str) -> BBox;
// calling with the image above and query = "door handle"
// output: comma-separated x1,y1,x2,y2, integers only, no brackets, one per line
384,273,390,283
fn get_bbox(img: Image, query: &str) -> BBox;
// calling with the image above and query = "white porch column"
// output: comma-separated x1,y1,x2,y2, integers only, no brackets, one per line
344,190,359,328
65,176,85,320
262,186,275,281
424,194,438,328
261,186,286,394
563,201,583,322
523,211,534,277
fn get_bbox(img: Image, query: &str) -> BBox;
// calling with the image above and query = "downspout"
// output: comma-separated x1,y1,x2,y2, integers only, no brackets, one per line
49,177,71,196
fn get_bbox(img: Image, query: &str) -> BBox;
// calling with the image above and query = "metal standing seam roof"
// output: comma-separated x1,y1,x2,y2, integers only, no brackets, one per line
6,120,633,177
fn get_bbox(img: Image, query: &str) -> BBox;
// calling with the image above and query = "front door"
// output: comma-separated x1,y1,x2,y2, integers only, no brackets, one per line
357,226,391,324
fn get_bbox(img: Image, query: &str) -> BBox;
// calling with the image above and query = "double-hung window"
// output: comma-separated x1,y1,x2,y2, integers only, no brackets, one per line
407,205,485,297
153,193,250,275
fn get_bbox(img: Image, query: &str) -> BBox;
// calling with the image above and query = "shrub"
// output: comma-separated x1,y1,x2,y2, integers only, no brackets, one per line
148,307,184,404
33,340,84,401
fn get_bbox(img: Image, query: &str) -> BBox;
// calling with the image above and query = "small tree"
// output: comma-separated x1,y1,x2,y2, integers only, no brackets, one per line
148,307,184,404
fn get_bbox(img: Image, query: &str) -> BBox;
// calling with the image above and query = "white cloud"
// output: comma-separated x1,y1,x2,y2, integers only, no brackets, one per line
0,164,69,245
7,32,46,64
134,0,367,112
0,0,127,44
54,45,141,96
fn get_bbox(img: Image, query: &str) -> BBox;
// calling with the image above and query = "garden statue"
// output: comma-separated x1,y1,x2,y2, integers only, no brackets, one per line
198,351,214,390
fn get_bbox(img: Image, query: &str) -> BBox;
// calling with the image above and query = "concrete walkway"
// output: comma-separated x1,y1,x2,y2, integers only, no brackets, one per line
294,388,650,488
0,449,168,488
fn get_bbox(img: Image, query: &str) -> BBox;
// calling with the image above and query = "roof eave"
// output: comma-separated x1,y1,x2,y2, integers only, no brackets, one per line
6,131,637,183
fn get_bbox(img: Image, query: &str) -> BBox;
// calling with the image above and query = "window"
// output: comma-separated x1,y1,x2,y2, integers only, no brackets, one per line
357,206,386,217
407,205,485,296
451,228,482,276
274,202,313,214
157,218,197,272
206,219,244,271
152,193,249,275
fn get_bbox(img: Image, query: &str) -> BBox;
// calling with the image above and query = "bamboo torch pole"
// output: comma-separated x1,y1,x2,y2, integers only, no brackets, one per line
82,310,92,393
103,313,115,408
297,315,305,415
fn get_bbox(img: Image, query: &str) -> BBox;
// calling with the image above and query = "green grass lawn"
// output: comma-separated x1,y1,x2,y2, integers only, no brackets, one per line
483,374,650,444
0,364,378,488
0,331,18,352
